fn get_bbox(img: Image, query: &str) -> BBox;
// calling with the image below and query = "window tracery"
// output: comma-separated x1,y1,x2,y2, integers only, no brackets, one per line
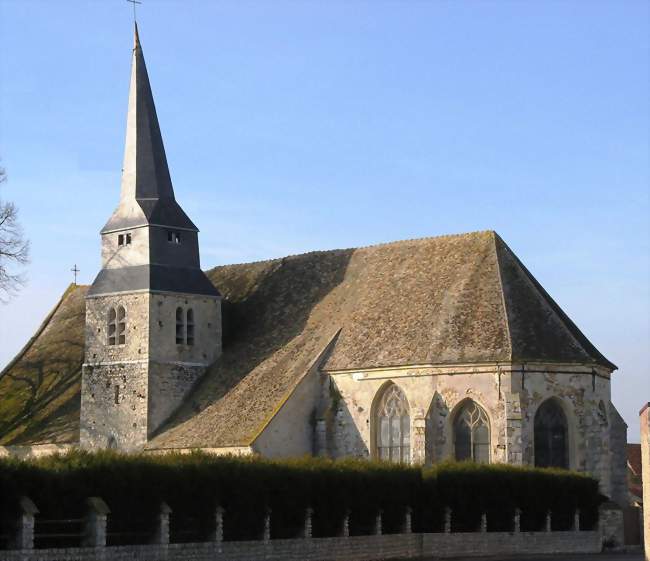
454,400,490,463
375,384,410,463
534,399,569,469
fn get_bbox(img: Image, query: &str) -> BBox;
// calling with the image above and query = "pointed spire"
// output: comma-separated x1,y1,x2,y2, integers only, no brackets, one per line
101,25,197,233
120,24,175,203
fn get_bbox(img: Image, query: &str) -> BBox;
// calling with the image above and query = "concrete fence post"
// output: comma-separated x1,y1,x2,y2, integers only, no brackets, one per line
403,507,412,534
444,507,452,534
573,509,580,532
303,507,313,539
83,497,110,547
374,510,383,536
214,506,224,543
480,512,488,533
154,502,172,545
12,497,38,550
263,507,271,542
545,511,552,533
341,509,350,538
514,508,521,533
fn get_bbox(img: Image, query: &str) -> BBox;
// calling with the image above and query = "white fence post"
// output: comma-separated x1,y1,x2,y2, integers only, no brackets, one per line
303,507,313,539
83,497,110,547
13,497,38,550
341,509,350,538
214,506,224,543
154,502,171,545
444,507,452,533
403,506,412,534
514,508,521,533
263,507,271,542
374,510,383,536
480,512,487,533
545,511,552,533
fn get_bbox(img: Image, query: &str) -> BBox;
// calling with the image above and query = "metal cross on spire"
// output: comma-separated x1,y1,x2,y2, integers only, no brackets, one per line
126,0,142,23
71,264,80,286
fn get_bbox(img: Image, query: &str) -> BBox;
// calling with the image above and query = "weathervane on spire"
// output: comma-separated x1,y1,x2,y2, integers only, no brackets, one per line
126,0,142,23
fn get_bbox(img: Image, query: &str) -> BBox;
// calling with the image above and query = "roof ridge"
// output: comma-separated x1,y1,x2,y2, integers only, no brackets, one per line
495,235,616,371
491,232,514,362
207,230,498,271
0,284,80,379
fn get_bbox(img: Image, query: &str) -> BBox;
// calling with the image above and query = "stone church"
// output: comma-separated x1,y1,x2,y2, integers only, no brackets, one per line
0,26,628,506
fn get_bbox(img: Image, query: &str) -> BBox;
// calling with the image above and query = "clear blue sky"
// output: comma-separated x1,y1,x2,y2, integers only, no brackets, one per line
0,1,648,439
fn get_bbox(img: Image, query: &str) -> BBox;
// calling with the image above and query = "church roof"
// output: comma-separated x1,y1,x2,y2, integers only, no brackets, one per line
148,230,615,450
101,24,196,234
0,231,616,448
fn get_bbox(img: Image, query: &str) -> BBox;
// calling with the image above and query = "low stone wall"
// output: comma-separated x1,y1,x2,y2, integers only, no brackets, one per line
0,444,74,459
0,530,600,561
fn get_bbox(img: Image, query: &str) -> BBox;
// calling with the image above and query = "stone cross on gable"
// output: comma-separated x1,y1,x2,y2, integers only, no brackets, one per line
71,264,80,285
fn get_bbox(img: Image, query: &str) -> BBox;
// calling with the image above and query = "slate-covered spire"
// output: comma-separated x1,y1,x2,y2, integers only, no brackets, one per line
102,24,196,233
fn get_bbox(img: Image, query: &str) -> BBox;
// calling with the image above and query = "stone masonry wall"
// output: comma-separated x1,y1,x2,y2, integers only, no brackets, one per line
326,362,615,492
0,531,600,561
80,361,149,451
608,403,629,507
81,293,151,452
641,403,649,561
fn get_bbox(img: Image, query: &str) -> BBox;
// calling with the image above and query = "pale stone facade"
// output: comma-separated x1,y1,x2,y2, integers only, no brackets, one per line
307,361,625,501
641,403,649,560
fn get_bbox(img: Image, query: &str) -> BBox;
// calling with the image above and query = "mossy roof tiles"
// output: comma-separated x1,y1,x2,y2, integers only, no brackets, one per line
0,231,615,448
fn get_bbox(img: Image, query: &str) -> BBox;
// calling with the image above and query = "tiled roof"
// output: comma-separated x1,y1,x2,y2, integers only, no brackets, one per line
149,231,615,449
0,231,615,448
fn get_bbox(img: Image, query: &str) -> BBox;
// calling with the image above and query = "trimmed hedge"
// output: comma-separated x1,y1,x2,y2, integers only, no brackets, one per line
0,451,602,546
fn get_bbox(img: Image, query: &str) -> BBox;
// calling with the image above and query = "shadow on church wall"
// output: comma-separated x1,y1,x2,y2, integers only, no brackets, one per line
157,249,355,437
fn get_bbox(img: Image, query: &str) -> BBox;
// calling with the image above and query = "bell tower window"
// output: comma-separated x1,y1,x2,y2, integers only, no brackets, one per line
186,309,195,346
175,307,184,344
108,308,117,345
167,230,181,244
107,306,127,345
118,233,132,246
117,306,126,345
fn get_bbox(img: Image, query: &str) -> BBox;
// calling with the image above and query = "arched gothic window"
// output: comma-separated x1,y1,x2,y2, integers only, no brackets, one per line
186,309,195,346
375,384,410,463
175,307,184,344
454,400,490,463
108,308,117,345
534,399,569,469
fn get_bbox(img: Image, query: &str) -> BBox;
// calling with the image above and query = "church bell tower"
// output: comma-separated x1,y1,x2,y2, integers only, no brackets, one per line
80,25,222,452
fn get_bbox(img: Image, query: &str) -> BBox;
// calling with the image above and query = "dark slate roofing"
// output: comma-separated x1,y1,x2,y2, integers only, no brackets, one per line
0,231,616,448
87,265,220,297
101,24,197,234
